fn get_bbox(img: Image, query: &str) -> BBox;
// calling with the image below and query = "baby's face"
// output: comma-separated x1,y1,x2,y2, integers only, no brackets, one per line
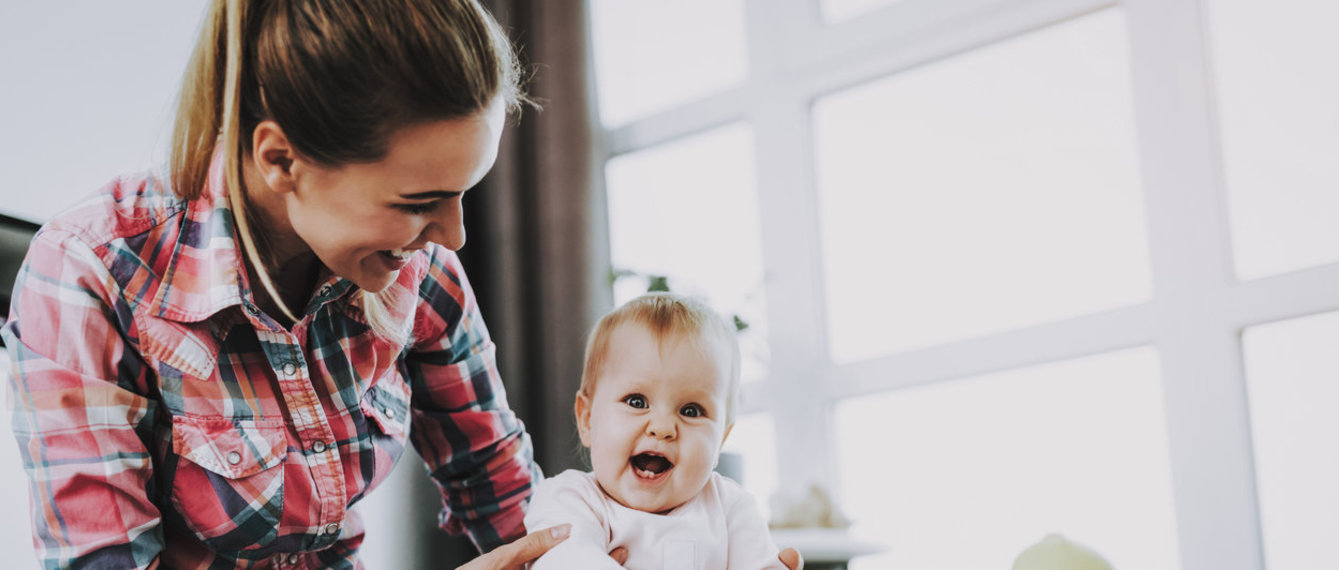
577,322,732,514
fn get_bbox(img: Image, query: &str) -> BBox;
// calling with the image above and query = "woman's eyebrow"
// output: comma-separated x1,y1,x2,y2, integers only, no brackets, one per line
400,190,463,200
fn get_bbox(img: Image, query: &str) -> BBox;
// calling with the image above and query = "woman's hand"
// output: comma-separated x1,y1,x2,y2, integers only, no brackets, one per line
780,546,804,569
455,526,630,569
457,525,572,570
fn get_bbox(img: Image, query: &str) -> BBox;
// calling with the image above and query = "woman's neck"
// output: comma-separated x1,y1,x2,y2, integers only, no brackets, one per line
238,153,322,322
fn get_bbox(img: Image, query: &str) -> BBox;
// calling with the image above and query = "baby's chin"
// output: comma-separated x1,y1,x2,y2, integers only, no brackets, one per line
599,474,691,515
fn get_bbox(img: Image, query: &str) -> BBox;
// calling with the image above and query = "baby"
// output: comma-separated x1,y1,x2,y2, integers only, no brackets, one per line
525,292,785,569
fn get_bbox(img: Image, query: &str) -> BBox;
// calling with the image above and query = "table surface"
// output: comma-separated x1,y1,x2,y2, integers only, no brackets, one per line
770,528,888,564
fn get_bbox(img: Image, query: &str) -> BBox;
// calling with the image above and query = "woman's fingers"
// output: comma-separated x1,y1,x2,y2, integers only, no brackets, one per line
608,546,629,566
780,547,804,570
505,525,572,565
458,525,571,570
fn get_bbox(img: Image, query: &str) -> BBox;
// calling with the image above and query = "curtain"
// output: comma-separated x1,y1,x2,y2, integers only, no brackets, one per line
407,1,608,566
462,0,608,476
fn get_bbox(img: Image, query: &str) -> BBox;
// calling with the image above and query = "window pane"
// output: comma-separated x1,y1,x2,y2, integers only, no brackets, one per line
720,413,777,521
813,9,1150,362
589,0,747,127
820,0,905,23
605,124,769,382
834,347,1180,570
1206,0,1339,279
1242,312,1339,569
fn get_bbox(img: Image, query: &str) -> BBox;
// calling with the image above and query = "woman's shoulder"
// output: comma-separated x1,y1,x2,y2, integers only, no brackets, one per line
40,169,189,248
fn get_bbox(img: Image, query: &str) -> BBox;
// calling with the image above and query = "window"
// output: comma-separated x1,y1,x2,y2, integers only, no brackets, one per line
1242,312,1339,569
588,0,1339,568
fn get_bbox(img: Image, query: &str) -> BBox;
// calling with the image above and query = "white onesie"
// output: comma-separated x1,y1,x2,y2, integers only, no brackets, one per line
524,470,785,570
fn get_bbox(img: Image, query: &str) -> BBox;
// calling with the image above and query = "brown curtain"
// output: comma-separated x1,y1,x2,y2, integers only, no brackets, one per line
405,1,608,566
464,0,608,476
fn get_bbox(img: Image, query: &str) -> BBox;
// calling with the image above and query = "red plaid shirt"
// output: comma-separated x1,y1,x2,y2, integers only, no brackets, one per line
1,155,539,568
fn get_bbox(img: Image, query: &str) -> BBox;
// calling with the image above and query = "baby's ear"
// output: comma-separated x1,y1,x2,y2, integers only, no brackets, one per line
574,392,593,447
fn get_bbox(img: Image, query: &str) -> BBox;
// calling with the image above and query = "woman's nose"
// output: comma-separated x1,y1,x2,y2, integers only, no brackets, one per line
421,203,466,251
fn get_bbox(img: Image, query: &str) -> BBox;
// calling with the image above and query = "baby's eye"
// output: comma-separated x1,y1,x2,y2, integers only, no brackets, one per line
622,394,648,409
395,201,440,215
680,404,705,418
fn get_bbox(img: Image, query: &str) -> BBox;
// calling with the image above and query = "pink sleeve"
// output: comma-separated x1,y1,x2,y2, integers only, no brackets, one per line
524,471,625,569
723,479,787,570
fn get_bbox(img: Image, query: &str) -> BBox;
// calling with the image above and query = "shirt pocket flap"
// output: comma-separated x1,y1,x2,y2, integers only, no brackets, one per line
361,382,411,438
172,416,286,479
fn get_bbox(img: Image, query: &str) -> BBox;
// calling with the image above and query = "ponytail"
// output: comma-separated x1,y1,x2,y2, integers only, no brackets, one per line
172,0,299,325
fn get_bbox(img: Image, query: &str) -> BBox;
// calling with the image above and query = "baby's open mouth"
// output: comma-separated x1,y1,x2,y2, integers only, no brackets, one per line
630,452,673,479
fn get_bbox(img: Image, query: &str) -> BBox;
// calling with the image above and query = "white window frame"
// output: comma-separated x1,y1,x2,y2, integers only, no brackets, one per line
590,1,1339,569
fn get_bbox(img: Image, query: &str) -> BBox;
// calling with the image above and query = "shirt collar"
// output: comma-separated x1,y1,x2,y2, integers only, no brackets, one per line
148,147,359,324
146,147,249,323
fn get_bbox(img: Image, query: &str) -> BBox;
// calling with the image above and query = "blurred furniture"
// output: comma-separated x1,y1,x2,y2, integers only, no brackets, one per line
0,212,41,345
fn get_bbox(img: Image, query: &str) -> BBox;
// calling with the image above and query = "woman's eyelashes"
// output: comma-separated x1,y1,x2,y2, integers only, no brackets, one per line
394,191,464,215
395,201,440,215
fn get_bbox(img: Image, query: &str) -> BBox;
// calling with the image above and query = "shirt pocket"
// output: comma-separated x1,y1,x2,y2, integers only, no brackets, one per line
361,380,411,439
169,415,287,554
358,377,412,490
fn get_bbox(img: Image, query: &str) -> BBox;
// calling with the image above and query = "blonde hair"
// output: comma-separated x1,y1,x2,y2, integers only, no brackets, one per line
170,0,528,341
580,293,742,424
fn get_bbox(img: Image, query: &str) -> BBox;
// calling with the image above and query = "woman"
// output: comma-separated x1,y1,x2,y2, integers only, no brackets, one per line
2,0,802,568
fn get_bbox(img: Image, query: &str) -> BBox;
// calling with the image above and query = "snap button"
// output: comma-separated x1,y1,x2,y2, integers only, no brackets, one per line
226,451,242,465
244,304,259,316
312,441,327,453
324,522,341,536
286,553,300,565
282,361,298,376
381,406,394,420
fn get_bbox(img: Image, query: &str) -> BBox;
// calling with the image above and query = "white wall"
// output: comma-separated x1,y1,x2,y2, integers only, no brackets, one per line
0,2,205,222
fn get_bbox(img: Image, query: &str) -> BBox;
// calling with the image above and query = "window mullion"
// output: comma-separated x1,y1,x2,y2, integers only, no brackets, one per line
743,0,838,500
1125,0,1264,568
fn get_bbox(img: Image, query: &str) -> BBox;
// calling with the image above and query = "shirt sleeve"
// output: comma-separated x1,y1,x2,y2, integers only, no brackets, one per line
402,244,541,553
2,229,163,569
722,477,787,570
523,471,624,569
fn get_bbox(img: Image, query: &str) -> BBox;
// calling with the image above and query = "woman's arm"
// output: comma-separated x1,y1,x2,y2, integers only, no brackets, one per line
402,245,540,552
3,229,163,568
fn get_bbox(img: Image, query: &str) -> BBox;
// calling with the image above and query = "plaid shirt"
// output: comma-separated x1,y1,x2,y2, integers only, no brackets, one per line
1,156,539,569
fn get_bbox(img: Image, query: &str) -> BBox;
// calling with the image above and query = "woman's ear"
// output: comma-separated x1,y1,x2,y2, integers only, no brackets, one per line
251,120,297,194
574,391,593,447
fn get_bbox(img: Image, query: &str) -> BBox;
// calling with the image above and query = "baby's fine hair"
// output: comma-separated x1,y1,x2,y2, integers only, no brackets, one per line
580,292,742,424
